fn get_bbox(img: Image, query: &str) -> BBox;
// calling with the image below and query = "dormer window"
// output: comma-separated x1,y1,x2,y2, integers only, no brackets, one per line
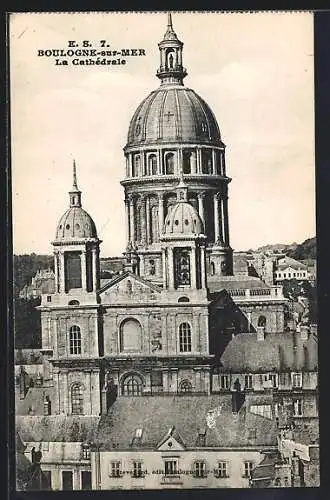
81,443,91,460
291,372,302,388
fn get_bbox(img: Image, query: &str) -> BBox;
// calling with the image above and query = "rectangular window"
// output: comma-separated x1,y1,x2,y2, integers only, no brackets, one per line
194,461,206,478
294,399,303,416
81,471,92,490
283,273,286,278
288,273,291,278
110,461,122,478
164,459,178,476
219,375,229,390
47,295,52,303
41,470,52,490
291,372,302,388
244,374,253,389
62,471,73,490
132,461,143,478
82,444,90,460
216,461,228,478
244,461,254,478
269,373,277,388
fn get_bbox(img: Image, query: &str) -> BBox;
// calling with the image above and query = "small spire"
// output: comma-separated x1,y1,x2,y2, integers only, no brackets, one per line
167,12,173,29
69,159,82,207
72,159,79,190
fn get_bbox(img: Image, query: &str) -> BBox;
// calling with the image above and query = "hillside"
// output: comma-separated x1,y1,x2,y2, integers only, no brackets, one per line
286,237,316,260
254,237,316,260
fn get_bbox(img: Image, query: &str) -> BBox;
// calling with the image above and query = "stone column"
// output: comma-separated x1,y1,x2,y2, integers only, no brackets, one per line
158,193,164,235
223,196,230,245
60,252,65,293
213,194,220,242
65,371,69,415
162,247,167,288
168,247,174,289
200,245,206,289
141,196,147,245
92,247,97,292
141,151,146,176
54,252,59,293
177,148,183,175
191,151,197,174
125,198,130,244
129,197,135,244
158,149,163,175
178,48,182,66
128,153,133,177
198,193,205,226
81,250,87,291
145,196,150,244
212,149,217,175
197,147,202,173
191,247,197,289
220,197,225,243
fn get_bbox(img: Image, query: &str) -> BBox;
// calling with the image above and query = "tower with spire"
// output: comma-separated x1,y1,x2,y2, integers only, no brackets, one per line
51,161,101,302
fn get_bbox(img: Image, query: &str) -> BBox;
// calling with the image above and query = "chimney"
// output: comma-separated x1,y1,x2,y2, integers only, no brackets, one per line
231,379,245,413
256,326,265,341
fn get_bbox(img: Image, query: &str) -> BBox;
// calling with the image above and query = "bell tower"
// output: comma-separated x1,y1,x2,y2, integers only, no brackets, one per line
52,161,101,306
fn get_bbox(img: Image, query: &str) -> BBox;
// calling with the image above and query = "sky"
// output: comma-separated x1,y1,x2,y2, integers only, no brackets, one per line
10,11,315,257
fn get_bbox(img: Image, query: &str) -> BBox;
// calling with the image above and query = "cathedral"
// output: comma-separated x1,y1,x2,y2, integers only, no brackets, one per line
16,14,319,491
37,13,287,416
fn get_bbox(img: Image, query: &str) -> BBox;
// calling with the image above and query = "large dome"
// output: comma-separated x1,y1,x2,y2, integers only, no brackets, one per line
55,207,97,241
126,86,221,148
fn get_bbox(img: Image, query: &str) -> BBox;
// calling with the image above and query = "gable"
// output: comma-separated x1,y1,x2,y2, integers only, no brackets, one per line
157,433,185,451
99,272,161,304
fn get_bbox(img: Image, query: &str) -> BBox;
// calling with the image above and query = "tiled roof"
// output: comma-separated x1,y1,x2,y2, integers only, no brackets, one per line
95,394,278,450
276,257,308,271
16,387,56,416
250,453,278,488
220,332,318,372
209,276,270,293
16,415,100,442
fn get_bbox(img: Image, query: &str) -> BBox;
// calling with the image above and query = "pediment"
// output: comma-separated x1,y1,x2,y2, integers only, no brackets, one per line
99,272,161,304
156,427,186,451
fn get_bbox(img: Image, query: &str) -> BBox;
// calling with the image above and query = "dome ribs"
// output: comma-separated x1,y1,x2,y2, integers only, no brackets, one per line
141,90,159,143
157,90,167,141
173,88,182,140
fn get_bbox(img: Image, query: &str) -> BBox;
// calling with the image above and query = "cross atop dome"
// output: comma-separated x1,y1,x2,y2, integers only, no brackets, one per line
156,12,187,85
69,159,82,208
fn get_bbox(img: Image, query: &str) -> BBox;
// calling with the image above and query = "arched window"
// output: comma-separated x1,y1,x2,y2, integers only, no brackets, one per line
132,154,141,177
165,153,175,175
148,154,157,175
202,150,212,174
179,322,192,352
69,325,81,355
166,49,175,69
258,316,267,327
183,151,191,174
210,262,215,276
178,296,190,303
71,383,84,414
122,374,143,396
179,379,192,393
120,318,142,352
